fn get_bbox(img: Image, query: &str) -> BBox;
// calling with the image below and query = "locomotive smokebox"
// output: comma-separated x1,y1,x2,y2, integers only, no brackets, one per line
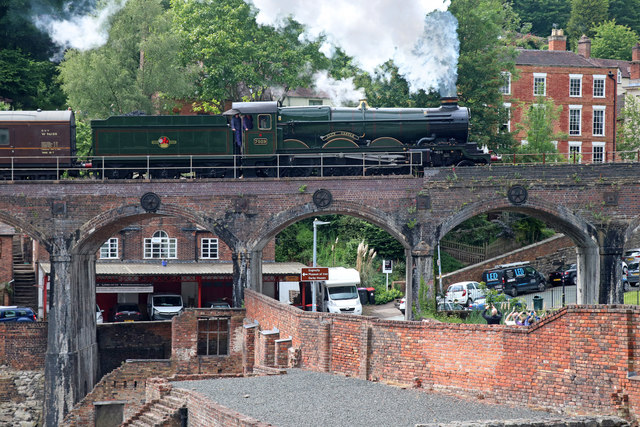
440,97,459,109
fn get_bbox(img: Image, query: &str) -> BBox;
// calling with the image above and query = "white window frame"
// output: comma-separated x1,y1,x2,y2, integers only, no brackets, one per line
100,238,119,259
144,230,177,259
592,106,605,137
592,142,605,163
551,140,558,150
520,139,528,146
617,69,622,84
200,238,219,259
569,74,582,97
569,141,582,163
533,73,547,96
500,72,511,95
502,102,511,132
569,105,582,136
593,75,606,98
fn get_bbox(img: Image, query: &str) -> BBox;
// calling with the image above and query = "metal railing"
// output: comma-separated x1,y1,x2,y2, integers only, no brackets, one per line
0,152,423,181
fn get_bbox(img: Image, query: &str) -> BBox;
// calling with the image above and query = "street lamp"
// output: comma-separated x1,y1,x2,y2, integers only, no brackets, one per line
312,218,330,312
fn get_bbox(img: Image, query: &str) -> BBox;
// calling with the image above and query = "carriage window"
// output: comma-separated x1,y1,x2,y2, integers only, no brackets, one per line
258,114,271,130
0,129,9,146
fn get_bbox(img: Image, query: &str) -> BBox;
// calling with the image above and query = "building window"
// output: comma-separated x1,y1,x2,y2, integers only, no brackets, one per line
533,73,546,96
593,75,605,98
308,99,323,106
144,230,177,259
501,103,511,132
617,69,622,84
200,238,219,259
569,106,582,136
569,141,582,163
569,74,582,97
500,72,511,95
593,107,605,136
197,317,229,356
592,142,605,163
100,238,118,259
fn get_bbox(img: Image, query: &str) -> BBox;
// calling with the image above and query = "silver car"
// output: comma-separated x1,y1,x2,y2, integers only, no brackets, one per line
445,281,485,307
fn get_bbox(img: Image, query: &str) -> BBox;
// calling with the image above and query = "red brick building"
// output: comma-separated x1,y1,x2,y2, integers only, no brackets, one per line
35,216,304,321
504,29,618,162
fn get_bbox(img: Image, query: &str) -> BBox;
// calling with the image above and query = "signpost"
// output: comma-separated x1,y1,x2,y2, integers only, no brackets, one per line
382,260,392,290
301,267,329,281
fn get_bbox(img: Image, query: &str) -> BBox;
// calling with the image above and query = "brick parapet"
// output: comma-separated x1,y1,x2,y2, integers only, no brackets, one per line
245,290,640,419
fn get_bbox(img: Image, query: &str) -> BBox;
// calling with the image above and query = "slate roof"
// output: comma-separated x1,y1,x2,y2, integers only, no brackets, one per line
589,58,631,78
516,49,611,69
0,223,15,235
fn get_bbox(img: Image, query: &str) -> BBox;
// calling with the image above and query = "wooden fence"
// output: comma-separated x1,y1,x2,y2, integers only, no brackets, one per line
440,239,522,264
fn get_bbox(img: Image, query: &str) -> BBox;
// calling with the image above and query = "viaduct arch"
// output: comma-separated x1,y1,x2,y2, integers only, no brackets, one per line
0,163,638,425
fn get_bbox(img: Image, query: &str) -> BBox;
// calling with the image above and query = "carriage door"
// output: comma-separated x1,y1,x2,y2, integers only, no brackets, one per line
243,113,276,156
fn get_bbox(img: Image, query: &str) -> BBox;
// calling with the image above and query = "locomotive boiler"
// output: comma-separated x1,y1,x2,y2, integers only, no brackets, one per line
90,98,489,179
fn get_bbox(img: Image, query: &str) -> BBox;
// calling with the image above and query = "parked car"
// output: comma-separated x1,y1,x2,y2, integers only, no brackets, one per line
482,262,546,297
111,303,144,322
0,306,36,322
623,248,640,265
207,300,231,309
444,281,485,306
627,261,639,287
468,297,486,311
437,301,465,311
96,304,104,324
147,293,184,321
548,264,576,287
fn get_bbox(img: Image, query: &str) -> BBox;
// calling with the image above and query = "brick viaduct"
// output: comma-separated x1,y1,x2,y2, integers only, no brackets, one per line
0,163,638,426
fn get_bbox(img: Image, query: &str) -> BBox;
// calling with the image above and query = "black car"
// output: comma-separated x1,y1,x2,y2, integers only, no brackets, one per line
0,306,36,322
482,262,546,297
548,264,576,287
111,303,144,322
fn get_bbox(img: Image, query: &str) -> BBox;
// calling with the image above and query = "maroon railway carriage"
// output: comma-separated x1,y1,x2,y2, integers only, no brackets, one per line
0,110,77,179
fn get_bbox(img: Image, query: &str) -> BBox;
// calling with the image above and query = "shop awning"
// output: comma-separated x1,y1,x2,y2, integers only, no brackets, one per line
38,262,307,276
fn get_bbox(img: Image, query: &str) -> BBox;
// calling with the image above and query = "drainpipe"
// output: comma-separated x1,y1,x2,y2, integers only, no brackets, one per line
607,71,617,162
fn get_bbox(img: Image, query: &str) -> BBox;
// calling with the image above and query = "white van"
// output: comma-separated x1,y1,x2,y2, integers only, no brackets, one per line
320,267,362,315
147,294,184,321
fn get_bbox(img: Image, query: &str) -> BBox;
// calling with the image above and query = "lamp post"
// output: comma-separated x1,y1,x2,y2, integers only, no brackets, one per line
312,218,330,312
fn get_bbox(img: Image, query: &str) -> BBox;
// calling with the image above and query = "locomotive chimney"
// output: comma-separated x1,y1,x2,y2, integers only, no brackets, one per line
440,97,459,109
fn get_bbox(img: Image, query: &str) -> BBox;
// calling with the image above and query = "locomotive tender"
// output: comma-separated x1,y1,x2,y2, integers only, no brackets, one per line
0,98,489,180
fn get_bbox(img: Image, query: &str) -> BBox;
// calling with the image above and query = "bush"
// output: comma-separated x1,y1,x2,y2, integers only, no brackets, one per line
374,287,403,305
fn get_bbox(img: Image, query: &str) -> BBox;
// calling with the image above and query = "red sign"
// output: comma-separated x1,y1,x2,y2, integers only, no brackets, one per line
301,267,329,281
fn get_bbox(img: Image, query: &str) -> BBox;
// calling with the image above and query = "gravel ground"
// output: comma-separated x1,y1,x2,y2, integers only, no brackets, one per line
173,369,554,427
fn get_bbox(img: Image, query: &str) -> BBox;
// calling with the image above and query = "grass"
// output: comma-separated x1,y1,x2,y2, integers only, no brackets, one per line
624,290,640,305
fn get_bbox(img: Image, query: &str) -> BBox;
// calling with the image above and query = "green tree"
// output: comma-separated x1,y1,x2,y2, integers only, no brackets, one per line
354,60,440,109
566,0,609,42
0,49,65,109
617,94,640,159
171,0,326,112
609,0,640,36
590,20,639,60
58,0,195,117
516,96,566,162
509,0,571,37
449,0,519,151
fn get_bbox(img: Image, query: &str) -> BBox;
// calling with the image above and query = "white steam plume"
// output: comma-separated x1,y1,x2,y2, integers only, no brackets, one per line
249,0,459,99
34,0,126,55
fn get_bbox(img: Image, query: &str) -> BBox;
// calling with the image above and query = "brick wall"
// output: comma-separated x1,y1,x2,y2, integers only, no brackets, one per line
245,290,640,419
0,235,11,284
171,308,246,375
0,322,47,370
97,321,173,376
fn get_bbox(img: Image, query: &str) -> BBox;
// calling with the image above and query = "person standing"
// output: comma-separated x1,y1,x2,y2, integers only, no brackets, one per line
231,113,242,156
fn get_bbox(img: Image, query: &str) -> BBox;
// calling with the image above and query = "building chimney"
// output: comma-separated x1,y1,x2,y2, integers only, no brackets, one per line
632,43,640,80
578,35,591,58
548,28,567,51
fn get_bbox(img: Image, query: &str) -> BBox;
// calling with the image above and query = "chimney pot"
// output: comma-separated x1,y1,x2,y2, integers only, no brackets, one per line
548,28,567,51
578,35,591,58
631,43,640,80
